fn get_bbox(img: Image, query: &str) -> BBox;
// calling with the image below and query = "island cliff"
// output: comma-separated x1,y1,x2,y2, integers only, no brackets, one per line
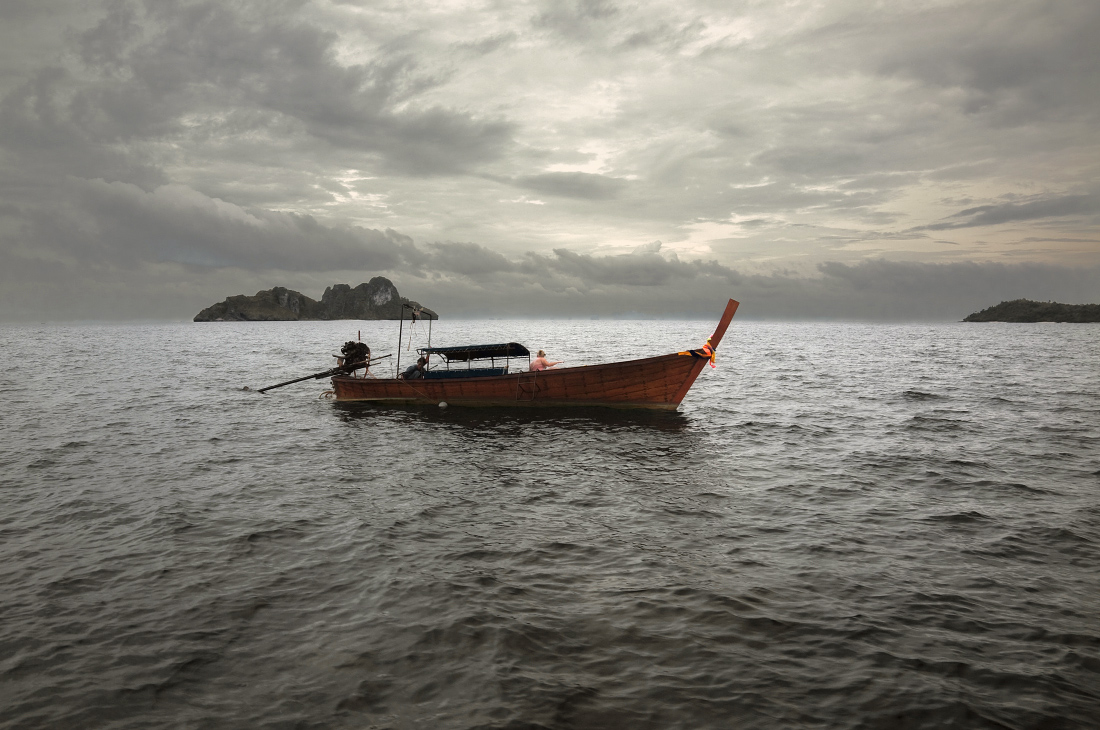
964,299,1100,323
194,277,436,321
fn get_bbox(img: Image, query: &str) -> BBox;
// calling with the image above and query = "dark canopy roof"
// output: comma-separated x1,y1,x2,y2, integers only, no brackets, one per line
419,342,530,362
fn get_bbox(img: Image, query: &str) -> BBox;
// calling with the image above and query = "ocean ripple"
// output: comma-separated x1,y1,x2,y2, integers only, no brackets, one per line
0,320,1098,729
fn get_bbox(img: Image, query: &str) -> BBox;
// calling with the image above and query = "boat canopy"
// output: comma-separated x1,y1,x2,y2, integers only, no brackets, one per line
420,342,530,362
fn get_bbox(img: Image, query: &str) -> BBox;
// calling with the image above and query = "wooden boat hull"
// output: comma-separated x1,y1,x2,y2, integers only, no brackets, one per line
331,299,739,409
332,353,704,409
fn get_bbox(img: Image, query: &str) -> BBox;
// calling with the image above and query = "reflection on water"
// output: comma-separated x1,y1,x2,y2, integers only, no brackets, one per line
331,400,693,434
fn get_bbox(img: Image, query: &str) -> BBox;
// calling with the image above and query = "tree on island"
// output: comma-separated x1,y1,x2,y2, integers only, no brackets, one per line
964,299,1100,323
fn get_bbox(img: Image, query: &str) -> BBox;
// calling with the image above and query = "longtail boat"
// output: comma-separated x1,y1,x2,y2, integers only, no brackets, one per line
328,299,739,409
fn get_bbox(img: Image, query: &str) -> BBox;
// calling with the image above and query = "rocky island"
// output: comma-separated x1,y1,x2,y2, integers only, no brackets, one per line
964,299,1100,323
194,277,436,321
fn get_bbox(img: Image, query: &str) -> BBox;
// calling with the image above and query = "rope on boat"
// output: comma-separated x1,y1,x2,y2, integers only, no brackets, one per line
395,377,431,400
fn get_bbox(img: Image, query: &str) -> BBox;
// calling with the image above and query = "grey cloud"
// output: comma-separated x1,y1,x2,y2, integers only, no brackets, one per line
804,259,1100,319
424,241,516,277
723,182,886,215
1,0,515,178
406,242,742,289
534,0,620,37
453,32,517,56
752,146,870,178
1019,237,1100,244
531,1,719,55
0,66,169,189
802,259,1100,319
632,240,662,254
536,248,741,288
22,179,418,272
410,257,1100,321
513,172,628,200
2,0,1099,322
4,186,1098,320
618,18,706,52
916,194,1097,231
8,174,738,288
778,2,1100,124
838,172,923,191
872,2,1100,112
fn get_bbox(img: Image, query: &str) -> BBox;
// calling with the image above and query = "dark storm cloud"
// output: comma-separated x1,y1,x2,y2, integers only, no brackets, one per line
25,178,418,272
14,174,1089,320
916,194,1098,231
4,178,1097,319
0,65,169,189
1,0,1099,322
0,0,514,178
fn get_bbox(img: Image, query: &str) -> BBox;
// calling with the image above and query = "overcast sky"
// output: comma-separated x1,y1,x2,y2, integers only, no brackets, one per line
0,0,1097,320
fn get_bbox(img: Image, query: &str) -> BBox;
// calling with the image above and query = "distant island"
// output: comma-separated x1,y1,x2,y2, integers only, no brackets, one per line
964,299,1100,323
194,277,436,321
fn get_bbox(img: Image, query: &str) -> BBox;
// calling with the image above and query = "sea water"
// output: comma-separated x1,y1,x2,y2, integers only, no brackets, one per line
1,320,1097,729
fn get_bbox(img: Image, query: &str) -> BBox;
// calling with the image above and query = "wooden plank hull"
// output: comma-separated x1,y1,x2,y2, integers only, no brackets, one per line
331,298,739,409
331,353,707,409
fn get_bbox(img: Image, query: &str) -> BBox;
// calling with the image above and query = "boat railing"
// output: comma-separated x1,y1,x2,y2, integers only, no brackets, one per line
423,367,509,380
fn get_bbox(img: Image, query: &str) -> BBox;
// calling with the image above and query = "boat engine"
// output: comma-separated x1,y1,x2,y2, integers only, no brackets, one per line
340,341,370,365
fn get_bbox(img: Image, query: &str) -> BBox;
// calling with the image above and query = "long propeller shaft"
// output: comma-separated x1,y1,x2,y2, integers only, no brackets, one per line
257,354,391,393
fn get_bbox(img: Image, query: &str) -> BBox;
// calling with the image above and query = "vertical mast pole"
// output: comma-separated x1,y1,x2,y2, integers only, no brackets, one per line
396,306,404,375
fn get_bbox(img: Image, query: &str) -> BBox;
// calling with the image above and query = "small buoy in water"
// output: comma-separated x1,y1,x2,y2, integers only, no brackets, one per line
242,386,251,391
438,401,448,409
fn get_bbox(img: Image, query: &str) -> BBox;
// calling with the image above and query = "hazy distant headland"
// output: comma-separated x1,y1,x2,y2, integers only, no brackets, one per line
964,299,1100,323
194,277,436,322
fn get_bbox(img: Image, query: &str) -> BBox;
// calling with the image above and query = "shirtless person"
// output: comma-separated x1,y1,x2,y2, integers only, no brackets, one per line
530,349,563,371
